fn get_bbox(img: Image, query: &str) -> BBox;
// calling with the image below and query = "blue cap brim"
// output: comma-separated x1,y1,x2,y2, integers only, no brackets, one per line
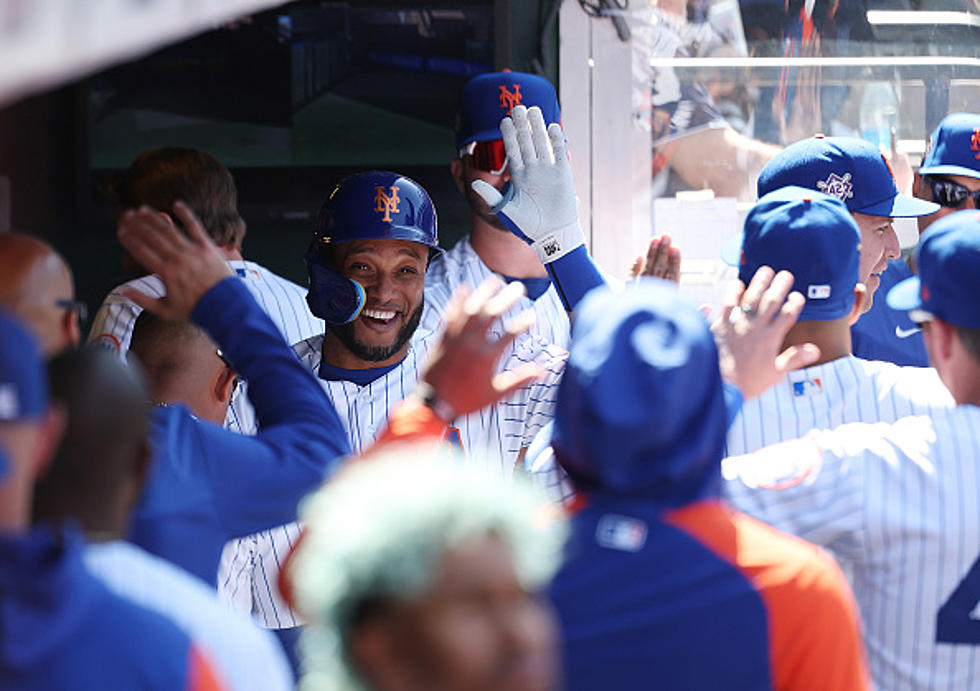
917,164,980,180
886,275,922,312
856,193,939,218
720,232,743,266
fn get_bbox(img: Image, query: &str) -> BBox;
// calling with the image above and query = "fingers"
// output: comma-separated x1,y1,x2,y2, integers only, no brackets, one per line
172,201,212,248
492,363,544,398
463,276,504,316
775,343,821,373
548,122,568,169
471,179,504,208
500,115,524,174
756,270,795,322
117,207,182,272
511,105,538,167
527,106,553,164
484,281,527,321
769,290,805,336
643,235,677,281
740,265,776,314
629,256,644,280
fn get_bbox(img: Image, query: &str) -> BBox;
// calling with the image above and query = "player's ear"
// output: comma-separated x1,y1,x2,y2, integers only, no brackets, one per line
450,157,465,194
912,173,928,201
847,283,868,325
213,367,238,406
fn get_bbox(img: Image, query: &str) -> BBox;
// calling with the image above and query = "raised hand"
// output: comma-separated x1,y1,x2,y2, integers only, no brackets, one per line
470,105,584,263
419,277,543,420
712,266,820,400
117,202,232,321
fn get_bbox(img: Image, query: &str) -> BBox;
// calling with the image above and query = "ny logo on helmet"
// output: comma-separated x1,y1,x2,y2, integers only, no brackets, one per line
971,127,980,160
498,84,523,115
816,172,854,201
373,185,401,222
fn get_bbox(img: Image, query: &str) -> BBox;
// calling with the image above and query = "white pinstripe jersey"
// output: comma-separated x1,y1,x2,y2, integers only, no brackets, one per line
423,237,572,350
88,260,323,356
725,355,955,457
219,326,568,627
88,260,321,434
722,404,980,690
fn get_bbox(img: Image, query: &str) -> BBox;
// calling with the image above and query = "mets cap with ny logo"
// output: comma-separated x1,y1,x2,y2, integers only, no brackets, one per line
918,112,980,180
457,71,561,148
887,210,980,328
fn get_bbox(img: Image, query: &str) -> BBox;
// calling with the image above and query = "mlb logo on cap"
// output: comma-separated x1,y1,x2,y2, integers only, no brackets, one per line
887,210,980,328
757,135,939,218
918,113,980,180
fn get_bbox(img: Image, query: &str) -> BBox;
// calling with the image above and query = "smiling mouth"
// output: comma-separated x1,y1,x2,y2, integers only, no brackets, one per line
361,308,399,327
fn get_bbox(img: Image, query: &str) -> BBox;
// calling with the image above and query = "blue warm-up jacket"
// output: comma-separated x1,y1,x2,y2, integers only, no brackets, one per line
129,277,350,585
0,527,217,690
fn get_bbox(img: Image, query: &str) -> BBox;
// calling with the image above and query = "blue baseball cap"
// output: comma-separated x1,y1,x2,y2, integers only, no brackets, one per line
918,113,980,180
758,135,939,218
0,310,47,424
724,186,861,321
552,280,727,504
457,71,561,149
887,210,980,328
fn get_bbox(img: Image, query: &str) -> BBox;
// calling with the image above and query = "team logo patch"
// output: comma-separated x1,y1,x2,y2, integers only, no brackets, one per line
596,514,647,552
972,127,980,160
807,284,831,299
235,268,261,281
0,384,19,419
792,378,823,397
373,185,401,222
721,438,822,490
816,172,854,201
498,83,523,115
91,333,121,355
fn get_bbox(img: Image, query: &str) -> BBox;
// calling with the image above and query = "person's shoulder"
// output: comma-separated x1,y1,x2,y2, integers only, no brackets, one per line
102,274,166,302
236,260,308,293
729,509,853,599
863,357,954,406
425,236,478,286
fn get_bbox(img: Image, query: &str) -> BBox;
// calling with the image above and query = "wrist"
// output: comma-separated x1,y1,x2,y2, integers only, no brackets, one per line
531,222,585,264
414,381,457,423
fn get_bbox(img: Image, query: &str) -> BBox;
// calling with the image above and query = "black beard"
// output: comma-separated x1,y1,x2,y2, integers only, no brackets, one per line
464,178,509,232
326,300,424,363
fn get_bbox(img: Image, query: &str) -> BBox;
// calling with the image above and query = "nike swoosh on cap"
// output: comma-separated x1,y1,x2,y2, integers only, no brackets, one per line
895,325,922,339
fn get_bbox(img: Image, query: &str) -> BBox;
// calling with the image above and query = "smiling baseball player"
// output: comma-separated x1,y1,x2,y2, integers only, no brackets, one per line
220,169,567,633
724,186,953,457
724,209,980,690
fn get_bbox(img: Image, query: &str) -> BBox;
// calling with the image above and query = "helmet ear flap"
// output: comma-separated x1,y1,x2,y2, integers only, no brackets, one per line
305,242,366,324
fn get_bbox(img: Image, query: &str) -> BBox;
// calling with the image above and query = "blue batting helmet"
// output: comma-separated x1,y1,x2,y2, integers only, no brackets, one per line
306,171,441,324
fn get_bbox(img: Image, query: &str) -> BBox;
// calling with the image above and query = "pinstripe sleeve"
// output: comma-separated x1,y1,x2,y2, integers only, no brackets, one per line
721,426,872,563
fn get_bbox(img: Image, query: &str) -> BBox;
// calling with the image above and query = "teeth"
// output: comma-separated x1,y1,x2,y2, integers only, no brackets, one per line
364,309,396,320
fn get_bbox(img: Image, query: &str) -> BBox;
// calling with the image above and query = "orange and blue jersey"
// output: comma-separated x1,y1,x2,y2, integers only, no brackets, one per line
0,527,224,690
550,495,869,691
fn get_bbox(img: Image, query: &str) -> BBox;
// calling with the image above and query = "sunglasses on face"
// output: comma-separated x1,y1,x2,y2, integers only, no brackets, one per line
927,177,980,209
459,140,508,175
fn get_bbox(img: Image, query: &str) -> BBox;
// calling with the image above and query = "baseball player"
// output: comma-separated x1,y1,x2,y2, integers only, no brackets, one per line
723,208,980,690
88,147,322,358
852,112,980,366
423,71,571,349
756,135,939,312
221,169,566,630
724,186,954,457
0,311,223,691
548,279,869,690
